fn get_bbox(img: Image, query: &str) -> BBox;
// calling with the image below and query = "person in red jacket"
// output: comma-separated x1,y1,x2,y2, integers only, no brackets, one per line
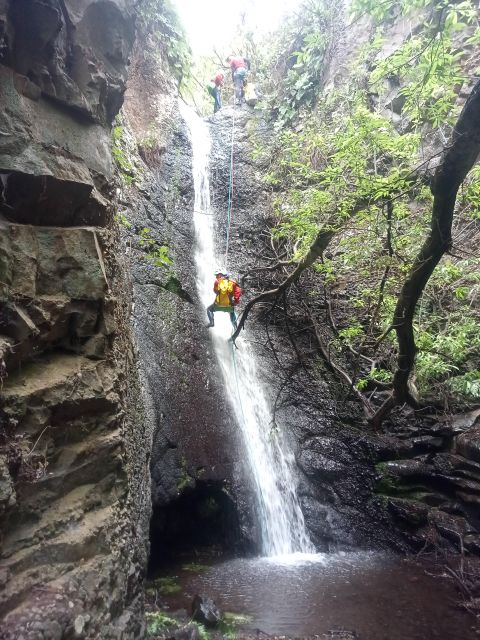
207,72,224,113
226,55,250,105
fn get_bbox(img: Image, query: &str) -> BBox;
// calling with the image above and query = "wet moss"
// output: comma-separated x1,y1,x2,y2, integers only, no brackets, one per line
182,562,209,573
150,576,181,595
374,464,400,495
219,612,253,639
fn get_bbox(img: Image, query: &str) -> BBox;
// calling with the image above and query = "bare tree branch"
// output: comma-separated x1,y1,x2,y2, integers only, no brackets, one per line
304,304,374,415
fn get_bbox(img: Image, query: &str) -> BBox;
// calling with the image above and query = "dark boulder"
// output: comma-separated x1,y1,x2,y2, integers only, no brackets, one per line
167,623,201,640
191,595,221,628
457,426,480,463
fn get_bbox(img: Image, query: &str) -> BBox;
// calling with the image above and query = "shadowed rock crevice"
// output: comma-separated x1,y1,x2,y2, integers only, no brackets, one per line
0,171,108,226
149,480,247,571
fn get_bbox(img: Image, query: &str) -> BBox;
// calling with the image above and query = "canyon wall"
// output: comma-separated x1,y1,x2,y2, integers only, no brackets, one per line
0,2,151,638
118,33,259,560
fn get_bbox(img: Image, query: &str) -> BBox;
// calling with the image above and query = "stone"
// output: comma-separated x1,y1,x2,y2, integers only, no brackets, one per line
0,455,16,513
74,614,86,635
298,450,346,478
191,595,221,628
83,334,107,359
6,0,134,126
381,459,433,479
0,304,38,341
69,303,101,338
0,64,112,180
388,498,429,527
410,435,444,453
0,3,147,639
429,510,472,543
297,436,353,479
170,623,201,640
464,534,480,554
457,426,480,463
451,408,480,433
0,222,107,300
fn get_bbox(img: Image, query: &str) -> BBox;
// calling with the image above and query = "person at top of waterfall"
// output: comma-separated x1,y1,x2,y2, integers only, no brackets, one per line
206,270,241,329
226,55,250,105
207,72,224,114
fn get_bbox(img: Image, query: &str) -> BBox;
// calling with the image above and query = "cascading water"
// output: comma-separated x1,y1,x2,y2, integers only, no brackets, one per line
180,101,315,557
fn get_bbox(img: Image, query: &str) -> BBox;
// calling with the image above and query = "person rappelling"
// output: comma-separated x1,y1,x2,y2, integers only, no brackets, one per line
207,72,225,113
226,55,250,105
206,270,241,329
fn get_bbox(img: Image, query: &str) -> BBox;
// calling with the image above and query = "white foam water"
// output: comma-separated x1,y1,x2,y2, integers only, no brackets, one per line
180,102,314,557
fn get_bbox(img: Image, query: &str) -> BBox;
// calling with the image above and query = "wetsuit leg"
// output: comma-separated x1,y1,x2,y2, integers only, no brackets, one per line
230,310,237,329
213,87,221,113
233,72,243,104
207,304,215,326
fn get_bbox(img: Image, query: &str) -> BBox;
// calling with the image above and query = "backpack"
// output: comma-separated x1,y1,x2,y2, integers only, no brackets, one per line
244,82,258,106
232,281,241,304
206,82,216,97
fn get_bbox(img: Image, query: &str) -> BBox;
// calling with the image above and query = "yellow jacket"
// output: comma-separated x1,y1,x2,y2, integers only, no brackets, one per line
214,277,235,307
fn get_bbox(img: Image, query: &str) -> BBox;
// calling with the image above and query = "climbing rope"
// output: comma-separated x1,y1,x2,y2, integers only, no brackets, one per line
223,103,236,270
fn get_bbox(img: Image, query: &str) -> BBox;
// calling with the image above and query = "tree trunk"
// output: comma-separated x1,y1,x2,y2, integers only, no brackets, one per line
372,78,480,426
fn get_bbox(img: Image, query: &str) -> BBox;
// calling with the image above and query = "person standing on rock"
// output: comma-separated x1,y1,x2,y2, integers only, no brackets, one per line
206,270,241,329
226,55,250,105
207,72,224,113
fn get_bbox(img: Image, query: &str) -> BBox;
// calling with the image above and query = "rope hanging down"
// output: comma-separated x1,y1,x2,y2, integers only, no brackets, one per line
224,104,236,269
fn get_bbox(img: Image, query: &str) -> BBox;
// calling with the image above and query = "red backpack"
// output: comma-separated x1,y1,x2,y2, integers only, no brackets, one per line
232,281,241,305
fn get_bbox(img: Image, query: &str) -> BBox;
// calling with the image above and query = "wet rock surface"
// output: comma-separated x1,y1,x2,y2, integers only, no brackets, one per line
113,38,259,563
207,104,480,556
0,1,150,637
191,594,221,627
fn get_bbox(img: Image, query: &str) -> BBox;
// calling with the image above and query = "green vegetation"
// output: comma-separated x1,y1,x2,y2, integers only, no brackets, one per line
114,212,132,229
149,576,181,596
112,123,135,185
136,0,192,88
176,457,193,492
114,218,174,272
265,1,342,127
219,612,253,639
138,228,173,268
244,0,480,419
181,563,209,573
145,611,177,635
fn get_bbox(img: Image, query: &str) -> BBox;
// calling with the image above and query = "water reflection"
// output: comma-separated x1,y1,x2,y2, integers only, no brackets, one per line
167,554,477,640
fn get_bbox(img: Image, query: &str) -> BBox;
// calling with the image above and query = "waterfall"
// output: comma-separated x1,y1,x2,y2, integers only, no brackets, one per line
180,102,314,557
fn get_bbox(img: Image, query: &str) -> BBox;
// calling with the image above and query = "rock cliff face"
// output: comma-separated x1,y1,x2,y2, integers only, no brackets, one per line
1,1,478,635
205,5,480,556
118,36,259,561
208,100,480,555
0,2,150,638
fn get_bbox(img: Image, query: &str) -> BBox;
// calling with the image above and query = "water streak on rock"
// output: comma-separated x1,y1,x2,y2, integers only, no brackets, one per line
180,101,314,556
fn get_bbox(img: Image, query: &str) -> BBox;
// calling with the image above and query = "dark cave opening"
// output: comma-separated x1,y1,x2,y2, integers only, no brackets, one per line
148,480,247,574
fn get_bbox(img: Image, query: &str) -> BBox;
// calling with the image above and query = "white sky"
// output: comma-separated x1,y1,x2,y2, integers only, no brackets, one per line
172,0,301,55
